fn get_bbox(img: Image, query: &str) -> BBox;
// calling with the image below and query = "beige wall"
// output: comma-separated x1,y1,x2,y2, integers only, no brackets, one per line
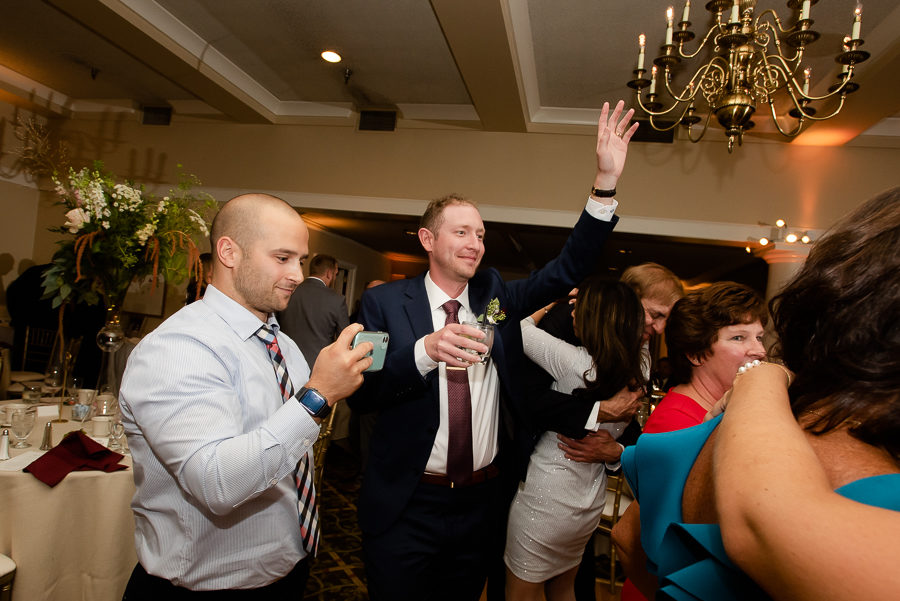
3,100,900,321
50,112,899,235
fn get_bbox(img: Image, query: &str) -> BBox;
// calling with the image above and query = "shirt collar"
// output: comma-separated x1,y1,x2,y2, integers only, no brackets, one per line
201,284,279,341
424,271,471,316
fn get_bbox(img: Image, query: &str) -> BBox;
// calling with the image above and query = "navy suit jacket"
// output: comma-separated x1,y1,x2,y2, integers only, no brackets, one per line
348,209,618,535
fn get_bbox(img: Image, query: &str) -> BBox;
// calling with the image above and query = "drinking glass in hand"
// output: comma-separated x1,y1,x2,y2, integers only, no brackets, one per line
10,408,36,448
461,322,495,362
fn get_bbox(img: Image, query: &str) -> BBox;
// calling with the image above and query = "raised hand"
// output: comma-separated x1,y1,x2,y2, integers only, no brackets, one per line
594,100,639,191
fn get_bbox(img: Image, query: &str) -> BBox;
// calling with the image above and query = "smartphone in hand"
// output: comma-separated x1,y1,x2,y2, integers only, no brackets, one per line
351,331,389,372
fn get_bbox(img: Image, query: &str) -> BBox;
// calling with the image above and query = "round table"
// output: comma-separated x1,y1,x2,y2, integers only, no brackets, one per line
0,401,136,601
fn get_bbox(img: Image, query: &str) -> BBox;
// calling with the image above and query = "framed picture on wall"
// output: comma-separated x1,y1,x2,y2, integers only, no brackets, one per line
122,275,166,317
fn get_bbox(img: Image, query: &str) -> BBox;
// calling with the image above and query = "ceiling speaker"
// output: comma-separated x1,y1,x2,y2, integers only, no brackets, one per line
359,109,397,132
142,106,172,126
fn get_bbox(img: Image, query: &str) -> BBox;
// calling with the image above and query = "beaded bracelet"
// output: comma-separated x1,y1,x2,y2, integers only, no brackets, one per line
736,359,793,387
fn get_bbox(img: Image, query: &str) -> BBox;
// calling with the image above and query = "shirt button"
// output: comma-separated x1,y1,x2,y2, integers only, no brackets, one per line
270,478,277,486
303,439,312,446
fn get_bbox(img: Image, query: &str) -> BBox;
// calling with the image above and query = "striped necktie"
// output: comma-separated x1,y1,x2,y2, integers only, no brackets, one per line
256,324,319,555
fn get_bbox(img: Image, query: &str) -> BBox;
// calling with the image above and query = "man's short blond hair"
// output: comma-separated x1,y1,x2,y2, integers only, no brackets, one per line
621,262,684,305
419,193,478,235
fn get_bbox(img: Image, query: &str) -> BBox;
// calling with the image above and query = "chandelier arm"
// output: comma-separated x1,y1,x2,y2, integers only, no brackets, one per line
754,9,794,36
677,24,724,60
756,17,803,66
666,61,723,103
648,115,684,132
684,110,714,144
638,95,687,117
767,100,805,137
795,94,848,122
801,80,855,104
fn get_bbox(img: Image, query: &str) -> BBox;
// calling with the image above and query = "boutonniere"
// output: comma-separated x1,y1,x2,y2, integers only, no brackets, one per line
477,297,507,325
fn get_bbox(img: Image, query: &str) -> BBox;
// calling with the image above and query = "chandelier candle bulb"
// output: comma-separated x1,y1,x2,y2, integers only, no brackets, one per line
682,0,691,24
637,34,646,70
650,65,658,95
729,0,740,24
666,7,674,45
800,0,810,21
803,67,811,95
851,5,862,40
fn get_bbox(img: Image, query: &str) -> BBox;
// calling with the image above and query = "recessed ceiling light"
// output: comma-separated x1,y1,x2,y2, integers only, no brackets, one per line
321,50,342,63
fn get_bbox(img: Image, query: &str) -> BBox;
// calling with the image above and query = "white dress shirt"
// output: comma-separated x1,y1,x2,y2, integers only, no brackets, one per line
120,284,320,590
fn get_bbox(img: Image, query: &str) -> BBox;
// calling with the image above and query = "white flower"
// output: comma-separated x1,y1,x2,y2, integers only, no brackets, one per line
135,223,157,245
101,220,111,229
111,183,142,211
63,208,89,233
188,209,209,236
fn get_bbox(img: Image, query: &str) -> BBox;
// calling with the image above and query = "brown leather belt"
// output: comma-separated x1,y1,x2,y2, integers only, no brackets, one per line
420,463,500,488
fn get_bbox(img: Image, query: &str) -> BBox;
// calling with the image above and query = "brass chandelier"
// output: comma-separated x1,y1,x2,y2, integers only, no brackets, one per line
627,0,871,152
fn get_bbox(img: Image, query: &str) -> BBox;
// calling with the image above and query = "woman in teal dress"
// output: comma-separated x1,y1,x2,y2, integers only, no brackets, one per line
613,188,900,601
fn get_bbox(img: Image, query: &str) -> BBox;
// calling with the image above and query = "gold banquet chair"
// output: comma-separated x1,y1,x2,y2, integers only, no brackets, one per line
312,409,338,494
595,473,634,593
20,326,57,372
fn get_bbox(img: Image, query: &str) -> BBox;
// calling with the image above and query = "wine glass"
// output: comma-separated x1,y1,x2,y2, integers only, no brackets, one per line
44,366,63,396
460,322,495,362
10,408,36,448
107,407,128,454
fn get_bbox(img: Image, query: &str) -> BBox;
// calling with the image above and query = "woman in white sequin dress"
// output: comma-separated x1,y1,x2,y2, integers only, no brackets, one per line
504,278,646,600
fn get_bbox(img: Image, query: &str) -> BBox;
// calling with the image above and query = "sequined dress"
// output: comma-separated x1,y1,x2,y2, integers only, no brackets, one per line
504,317,627,582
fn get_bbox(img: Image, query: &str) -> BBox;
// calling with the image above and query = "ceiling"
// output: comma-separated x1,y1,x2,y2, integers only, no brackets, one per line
2,0,898,288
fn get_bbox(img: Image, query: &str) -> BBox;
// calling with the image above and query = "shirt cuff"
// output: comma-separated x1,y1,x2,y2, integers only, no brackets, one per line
585,401,602,430
585,197,618,222
414,337,438,376
605,444,625,472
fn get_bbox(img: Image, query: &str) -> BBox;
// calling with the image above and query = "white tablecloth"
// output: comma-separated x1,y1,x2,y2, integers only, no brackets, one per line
0,402,136,601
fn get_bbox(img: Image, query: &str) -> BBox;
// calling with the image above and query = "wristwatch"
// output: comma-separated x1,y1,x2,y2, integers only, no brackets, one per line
296,387,332,419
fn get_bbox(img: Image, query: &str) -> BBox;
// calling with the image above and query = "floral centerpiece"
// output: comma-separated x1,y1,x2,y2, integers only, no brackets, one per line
41,162,216,309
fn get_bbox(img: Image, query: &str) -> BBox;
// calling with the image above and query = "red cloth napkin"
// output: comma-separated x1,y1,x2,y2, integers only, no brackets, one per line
24,430,128,487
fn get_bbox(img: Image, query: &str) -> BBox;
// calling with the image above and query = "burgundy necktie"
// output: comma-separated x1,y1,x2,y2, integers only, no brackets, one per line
256,324,319,555
441,300,473,483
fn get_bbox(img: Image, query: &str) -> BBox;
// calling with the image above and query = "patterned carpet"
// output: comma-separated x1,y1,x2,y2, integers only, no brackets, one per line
303,443,622,601
304,443,369,601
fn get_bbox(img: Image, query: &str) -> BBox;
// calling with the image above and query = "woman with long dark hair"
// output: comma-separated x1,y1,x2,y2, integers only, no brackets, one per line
505,277,646,601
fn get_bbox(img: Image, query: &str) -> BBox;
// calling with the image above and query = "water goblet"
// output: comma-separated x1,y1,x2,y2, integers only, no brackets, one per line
107,419,128,454
460,322,495,362
22,382,43,403
10,408,36,448
44,366,63,396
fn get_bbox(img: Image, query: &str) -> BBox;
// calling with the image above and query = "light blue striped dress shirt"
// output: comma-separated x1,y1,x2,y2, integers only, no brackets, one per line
120,284,320,590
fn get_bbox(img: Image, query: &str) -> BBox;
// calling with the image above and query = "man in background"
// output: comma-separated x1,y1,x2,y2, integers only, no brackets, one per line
278,253,349,368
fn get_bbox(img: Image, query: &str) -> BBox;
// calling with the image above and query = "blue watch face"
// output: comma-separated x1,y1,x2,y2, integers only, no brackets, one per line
299,388,327,416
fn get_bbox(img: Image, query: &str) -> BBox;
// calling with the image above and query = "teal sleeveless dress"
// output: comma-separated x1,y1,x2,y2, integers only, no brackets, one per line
622,415,900,601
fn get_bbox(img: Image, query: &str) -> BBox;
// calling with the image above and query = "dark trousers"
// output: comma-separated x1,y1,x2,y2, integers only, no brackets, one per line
122,558,310,601
363,476,504,601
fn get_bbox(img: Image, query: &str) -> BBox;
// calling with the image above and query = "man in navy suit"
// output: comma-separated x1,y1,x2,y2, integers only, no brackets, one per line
348,100,639,601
